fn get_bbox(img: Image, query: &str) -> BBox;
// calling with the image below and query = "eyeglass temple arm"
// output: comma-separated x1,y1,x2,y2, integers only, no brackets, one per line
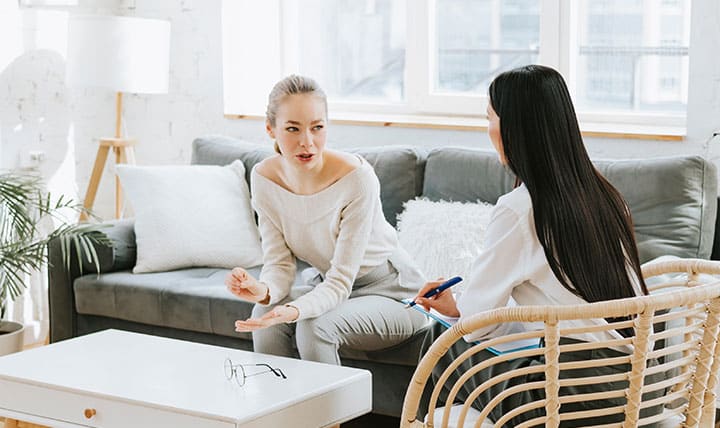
255,363,287,379
228,361,287,379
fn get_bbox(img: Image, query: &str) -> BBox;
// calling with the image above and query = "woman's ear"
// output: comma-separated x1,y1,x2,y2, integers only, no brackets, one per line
265,121,275,139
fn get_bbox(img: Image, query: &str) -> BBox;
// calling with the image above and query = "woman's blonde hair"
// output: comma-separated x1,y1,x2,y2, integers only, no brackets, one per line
266,74,327,128
267,75,327,154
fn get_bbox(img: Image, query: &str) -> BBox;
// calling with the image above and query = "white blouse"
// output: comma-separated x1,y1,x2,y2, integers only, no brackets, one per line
457,184,641,344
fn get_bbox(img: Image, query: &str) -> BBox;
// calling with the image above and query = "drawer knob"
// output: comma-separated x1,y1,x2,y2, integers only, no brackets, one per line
84,408,97,419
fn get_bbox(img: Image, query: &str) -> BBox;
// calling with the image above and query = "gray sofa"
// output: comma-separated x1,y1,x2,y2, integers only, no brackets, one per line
48,135,720,417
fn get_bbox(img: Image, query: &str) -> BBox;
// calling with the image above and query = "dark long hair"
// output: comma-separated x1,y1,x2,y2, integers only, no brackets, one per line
488,65,648,323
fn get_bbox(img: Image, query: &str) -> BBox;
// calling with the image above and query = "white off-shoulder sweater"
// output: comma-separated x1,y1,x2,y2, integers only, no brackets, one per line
250,157,424,320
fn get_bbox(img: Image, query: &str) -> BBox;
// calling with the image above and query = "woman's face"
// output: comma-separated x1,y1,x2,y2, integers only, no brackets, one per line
266,93,327,168
487,103,506,165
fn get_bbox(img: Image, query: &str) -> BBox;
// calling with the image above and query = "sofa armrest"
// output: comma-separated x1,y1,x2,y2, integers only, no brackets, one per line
48,219,136,342
712,196,720,261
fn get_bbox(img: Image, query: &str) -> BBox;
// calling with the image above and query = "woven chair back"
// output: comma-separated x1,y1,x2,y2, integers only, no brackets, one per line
401,259,720,427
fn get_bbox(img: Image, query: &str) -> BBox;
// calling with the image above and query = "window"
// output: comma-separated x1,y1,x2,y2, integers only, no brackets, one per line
222,0,691,129
571,0,690,123
286,0,406,103
434,0,539,94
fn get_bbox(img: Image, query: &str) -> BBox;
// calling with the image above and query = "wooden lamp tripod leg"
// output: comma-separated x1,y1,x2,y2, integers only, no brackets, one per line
114,146,123,219
79,143,111,222
80,92,136,221
114,142,137,219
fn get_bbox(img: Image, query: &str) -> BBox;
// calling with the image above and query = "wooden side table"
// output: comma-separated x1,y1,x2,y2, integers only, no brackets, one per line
79,137,136,221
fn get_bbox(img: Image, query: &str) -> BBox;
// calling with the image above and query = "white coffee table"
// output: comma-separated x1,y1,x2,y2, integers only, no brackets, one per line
0,329,371,428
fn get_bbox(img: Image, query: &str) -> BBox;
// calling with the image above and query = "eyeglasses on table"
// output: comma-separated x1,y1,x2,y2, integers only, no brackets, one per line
224,357,287,386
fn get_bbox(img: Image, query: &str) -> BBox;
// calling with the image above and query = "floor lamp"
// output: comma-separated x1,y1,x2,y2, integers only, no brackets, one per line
66,14,170,220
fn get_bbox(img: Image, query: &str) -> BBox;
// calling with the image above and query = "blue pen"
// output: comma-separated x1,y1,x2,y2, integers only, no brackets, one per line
405,276,463,308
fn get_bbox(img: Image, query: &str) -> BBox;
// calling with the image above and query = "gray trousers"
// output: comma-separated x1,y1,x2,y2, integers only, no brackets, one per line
420,322,666,427
252,263,428,365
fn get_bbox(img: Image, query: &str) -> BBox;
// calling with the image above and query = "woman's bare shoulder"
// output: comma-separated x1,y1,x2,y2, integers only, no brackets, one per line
326,150,362,177
254,155,282,180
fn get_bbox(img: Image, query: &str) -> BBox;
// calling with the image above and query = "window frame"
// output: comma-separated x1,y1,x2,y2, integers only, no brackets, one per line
222,0,689,132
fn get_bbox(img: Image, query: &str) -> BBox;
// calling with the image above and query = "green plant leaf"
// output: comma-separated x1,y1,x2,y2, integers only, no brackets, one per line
0,173,110,317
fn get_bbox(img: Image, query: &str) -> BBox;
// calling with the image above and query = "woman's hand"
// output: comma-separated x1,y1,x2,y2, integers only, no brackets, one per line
412,278,460,317
225,267,269,303
234,305,299,332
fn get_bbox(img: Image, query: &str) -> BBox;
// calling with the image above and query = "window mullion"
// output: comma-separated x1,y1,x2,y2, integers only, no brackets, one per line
538,0,561,70
279,0,299,75
562,1,578,97
406,0,430,112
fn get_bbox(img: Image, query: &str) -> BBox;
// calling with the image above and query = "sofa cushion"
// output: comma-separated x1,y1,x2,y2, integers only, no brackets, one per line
74,267,259,340
74,262,426,366
423,148,717,263
594,156,717,262
423,147,516,204
191,135,273,185
191,136,426,226
347,146,425,226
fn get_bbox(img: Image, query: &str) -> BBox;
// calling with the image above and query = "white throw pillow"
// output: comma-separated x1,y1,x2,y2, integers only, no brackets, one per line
117,161,263,273
396,198,494,286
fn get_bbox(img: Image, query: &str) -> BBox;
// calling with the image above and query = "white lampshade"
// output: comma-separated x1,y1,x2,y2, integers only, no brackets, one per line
66,15,170,94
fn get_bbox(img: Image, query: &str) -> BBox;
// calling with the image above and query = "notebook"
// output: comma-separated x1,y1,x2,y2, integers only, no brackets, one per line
402,299,540,355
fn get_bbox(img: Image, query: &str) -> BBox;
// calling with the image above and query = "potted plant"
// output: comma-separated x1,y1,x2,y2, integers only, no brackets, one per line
0,172,108,355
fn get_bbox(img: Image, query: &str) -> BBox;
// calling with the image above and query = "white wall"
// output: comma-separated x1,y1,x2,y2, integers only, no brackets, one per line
0,0,719,219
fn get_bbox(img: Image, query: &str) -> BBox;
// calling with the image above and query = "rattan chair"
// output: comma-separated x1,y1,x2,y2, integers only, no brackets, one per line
401,258,720,427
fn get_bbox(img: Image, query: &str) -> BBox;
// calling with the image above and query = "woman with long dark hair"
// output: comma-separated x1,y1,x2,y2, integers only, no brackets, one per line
412,65,661,426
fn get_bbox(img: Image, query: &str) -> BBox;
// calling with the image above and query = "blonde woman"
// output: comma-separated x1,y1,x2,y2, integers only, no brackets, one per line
226,75,427,365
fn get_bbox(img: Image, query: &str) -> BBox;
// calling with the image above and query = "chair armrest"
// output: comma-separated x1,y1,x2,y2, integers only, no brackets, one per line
48,219,136,342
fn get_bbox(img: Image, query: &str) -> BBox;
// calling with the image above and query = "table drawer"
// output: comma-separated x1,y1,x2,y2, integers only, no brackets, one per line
0,378,234,428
